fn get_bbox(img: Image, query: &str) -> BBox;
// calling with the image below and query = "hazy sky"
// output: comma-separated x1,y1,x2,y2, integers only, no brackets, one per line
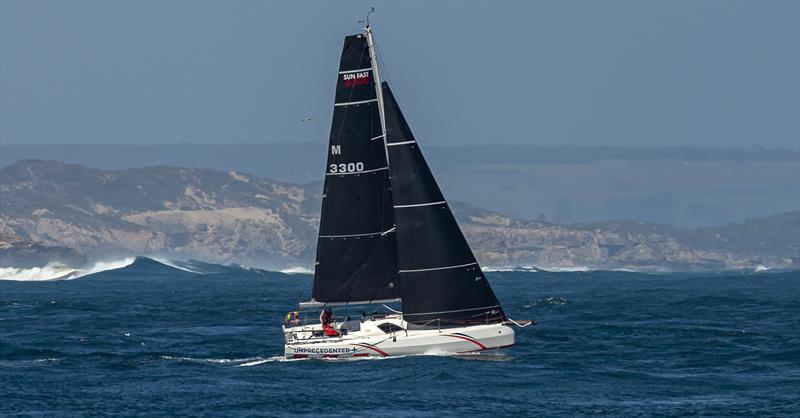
1,1,798,148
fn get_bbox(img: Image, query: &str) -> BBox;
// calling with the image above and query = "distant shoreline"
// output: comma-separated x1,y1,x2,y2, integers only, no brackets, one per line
2,255,798,282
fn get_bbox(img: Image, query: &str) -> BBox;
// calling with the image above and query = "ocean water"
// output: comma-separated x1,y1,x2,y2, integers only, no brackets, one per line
1,258,798,416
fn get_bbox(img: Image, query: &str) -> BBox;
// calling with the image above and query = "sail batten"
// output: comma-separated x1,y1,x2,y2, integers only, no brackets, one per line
386,140,416,147
339,67,373,74
335,98,379,106
394,201,447,208
398,262,479,274
325,166,388,176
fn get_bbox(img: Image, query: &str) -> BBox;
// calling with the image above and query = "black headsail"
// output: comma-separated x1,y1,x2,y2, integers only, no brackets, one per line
382,83,506,325
311,34,398,305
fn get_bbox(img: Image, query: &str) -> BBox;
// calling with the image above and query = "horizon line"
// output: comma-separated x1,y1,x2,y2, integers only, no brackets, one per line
1,142,798,152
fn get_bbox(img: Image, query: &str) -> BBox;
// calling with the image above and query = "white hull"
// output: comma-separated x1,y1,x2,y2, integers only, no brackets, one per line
283,314,514,359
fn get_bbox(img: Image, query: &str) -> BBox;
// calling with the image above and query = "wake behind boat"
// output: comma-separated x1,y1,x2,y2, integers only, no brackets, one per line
283,23,530,359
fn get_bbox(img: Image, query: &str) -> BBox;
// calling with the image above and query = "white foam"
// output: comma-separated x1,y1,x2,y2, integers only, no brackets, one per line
159,352,512,365
159,355,239,364
481,265,540,273
151,258,204,274
158,355,301,366
0,263,78,281
482,265,593,273
0,257,136,281
524,296,570,308
80,257,137,276
422,346,460,356
280,266,313,274
237,356,302,366
0,358,62,367
540,266,591,272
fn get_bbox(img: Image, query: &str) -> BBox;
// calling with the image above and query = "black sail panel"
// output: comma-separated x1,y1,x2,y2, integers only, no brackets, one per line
382,83,505,325
312,34,398,304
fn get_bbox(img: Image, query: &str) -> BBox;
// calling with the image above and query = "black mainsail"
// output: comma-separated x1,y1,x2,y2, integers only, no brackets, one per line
382,83,506,325
311,33,398,304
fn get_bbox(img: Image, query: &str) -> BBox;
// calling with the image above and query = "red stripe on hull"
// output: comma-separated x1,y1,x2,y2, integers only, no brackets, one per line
291,354,309,359
444,334,487,350
353,343,389,357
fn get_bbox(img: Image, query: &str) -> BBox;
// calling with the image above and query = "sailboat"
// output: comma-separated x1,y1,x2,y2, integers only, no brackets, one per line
283,24,530,359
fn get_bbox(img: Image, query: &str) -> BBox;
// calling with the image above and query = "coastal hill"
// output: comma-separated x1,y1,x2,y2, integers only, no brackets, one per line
1,160,797,271
3,143,798,228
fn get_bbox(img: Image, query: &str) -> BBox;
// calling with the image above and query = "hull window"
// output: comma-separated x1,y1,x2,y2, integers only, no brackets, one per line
378,323,405,334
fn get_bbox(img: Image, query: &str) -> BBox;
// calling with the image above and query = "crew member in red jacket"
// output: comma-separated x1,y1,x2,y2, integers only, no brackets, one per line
320,308,339,337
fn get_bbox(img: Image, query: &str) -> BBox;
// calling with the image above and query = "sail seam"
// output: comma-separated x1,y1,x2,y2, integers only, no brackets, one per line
335,98,378,107
387,140,416,146
399,262,478,273
393,200,447,208
339,67,373,74
325,166,388,176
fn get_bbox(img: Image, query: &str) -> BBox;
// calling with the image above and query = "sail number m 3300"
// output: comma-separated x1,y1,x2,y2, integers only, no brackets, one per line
329,162,365,173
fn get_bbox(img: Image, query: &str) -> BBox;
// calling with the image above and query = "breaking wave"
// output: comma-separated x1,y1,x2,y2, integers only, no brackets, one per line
279,266,313,274
150,258,206,274
543,266,592,272
0,256,280,281
481,265,541,273
0,257,136,281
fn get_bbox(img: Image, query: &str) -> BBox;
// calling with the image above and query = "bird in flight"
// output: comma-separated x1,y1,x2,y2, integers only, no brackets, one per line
300,116,316,122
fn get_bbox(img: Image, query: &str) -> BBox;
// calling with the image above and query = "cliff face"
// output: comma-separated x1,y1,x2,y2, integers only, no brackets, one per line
0,160,319,267
1,160,797,271
0,230,86,268
455,204,799,270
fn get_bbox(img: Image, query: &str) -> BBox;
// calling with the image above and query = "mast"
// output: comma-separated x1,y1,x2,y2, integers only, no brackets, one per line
364,26,391,169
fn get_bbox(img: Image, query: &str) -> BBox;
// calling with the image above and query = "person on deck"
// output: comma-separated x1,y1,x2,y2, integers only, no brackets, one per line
285,311,301,327
319,308,340,337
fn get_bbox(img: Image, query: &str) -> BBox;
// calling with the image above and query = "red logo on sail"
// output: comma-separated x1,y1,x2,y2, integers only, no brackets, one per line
343,71,371,88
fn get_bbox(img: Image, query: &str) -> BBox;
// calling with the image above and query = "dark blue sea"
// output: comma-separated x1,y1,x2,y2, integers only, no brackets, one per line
2,258,798,416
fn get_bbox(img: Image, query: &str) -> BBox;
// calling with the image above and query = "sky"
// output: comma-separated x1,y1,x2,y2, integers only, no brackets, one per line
1,1,798,149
